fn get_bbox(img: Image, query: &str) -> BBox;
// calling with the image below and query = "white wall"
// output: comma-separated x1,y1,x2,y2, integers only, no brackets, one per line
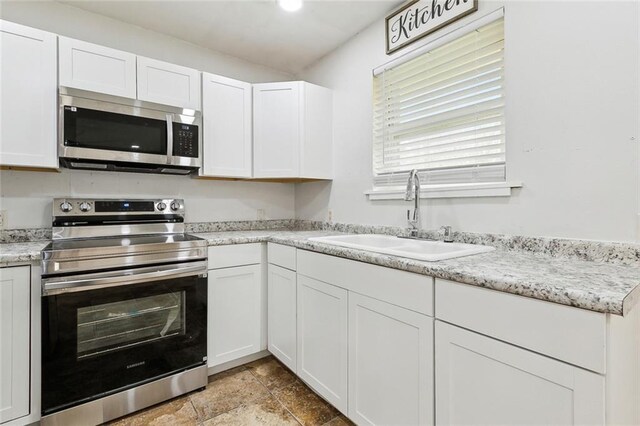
0,169,294,228
296,0,640,242
0,1,296,228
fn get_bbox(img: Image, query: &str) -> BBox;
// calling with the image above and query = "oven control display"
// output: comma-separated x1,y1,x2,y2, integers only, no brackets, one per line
95,201,155,212
172,123,199,158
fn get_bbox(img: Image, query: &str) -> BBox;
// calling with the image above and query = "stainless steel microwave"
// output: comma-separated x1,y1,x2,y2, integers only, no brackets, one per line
59,90,202,175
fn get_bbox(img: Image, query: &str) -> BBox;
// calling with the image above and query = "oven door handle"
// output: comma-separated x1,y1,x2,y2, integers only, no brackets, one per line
42,260,208,296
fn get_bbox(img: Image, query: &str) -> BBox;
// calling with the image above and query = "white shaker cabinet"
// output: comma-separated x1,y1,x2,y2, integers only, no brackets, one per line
201,73,252,177
253,81,332,179
207,244,265,368
59,37,137,99
0,20,57,168
348,293,434,426
137,57,201,110
208,265,263,366
296,275,348,415
267,264,297,372
0,266,30,424
435,321,605,425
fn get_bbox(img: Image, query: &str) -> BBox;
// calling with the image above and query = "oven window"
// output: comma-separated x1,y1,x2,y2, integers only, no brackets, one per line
77,292,185,359
64,106,167,155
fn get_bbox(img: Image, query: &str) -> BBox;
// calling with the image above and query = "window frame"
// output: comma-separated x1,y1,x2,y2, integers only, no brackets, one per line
368,8,521,200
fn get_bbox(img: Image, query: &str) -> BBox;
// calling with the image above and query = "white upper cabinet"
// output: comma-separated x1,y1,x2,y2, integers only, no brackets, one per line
59,36,137,99
137,56,201,110
253,81,332,179
0,20,57,168
59,38,201,110
201,73,252,178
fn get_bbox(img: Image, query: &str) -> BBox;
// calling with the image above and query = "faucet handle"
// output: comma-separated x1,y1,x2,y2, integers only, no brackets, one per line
442,225,453,242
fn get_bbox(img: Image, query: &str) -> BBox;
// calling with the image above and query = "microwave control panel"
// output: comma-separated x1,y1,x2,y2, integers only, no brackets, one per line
172,123,199,158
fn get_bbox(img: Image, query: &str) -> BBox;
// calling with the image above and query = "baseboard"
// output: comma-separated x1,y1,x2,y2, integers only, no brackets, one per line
207,350,271,376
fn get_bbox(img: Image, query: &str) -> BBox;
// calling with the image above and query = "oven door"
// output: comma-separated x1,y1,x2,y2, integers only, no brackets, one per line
60,95,170,166
41,264,207,415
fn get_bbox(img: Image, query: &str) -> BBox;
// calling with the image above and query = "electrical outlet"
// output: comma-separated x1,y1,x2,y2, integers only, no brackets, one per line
257,209,266,221
0,210,6,230
328,209,333,223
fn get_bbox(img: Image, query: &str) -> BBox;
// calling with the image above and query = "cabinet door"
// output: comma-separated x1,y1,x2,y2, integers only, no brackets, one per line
0,266,30,423
349,293,433,426
0,20,57,168
137,57,201,110
297,275,348,414
201,73,252,178
208,264,263,367
253,82,300,178
59,36,136,98
267,264,297,371
435,321,604,425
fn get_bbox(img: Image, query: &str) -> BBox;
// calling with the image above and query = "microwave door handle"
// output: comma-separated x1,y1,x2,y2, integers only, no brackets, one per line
166,114,173,164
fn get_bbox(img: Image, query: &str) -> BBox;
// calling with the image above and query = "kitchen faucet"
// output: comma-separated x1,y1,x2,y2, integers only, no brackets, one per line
405,169,420,237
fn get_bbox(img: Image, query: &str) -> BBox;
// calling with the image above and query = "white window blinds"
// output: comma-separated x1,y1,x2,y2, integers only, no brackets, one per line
372,17,505,187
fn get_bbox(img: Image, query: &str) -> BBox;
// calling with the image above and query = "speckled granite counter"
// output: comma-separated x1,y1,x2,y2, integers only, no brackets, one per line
0,241,49,265
2,229,640,316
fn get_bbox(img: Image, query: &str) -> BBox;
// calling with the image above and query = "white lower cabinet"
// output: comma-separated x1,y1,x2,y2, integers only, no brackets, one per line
296,275,348,415
435,321,605,425
348,293,434,426
0,266,30,424
208,264,264,367
267,264,297,371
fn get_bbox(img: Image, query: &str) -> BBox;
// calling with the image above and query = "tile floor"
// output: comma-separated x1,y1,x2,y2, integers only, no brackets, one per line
107,356,354,426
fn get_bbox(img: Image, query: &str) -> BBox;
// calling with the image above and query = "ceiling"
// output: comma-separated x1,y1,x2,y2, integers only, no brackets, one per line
60,0,402,75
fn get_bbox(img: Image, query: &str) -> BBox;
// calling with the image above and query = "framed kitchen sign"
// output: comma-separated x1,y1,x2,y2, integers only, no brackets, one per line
386,0,478,54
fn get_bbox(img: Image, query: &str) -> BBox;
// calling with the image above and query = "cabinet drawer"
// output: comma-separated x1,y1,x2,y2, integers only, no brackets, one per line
268,243,296,270
435,279,606,373
208,243,263,270
297,250,433,316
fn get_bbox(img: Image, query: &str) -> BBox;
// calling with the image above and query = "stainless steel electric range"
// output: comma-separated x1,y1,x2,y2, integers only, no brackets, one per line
40,198,208,426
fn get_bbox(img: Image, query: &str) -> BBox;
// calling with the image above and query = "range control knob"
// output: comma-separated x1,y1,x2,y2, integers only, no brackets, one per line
79,202,92,212
60,201,73,213
170,201,181,211
157,202,167,211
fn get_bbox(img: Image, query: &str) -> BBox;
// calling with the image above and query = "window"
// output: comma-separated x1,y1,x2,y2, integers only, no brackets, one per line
371,16,507,196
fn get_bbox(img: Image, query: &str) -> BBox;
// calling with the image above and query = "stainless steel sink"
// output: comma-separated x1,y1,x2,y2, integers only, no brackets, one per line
309,234,495,261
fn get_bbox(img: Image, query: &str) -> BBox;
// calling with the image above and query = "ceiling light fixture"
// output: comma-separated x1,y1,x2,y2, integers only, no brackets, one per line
278,0,302,12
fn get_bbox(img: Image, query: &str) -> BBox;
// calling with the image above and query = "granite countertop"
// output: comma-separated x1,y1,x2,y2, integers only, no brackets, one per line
2,229,640,316
0,241,49,265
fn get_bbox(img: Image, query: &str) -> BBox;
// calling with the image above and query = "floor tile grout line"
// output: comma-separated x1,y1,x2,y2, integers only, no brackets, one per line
254,370,303,426
269,388,304,426
192,367,269,424
246,357,345,426
245,362,304,426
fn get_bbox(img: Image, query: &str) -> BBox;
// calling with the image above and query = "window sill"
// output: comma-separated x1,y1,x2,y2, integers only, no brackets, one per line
364,181,523,200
